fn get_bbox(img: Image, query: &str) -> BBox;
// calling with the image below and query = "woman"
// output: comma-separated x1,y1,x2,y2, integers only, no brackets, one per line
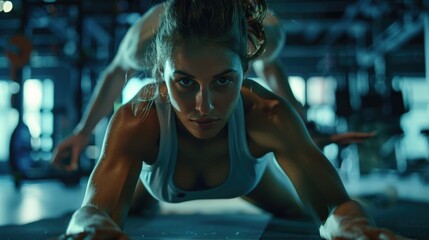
62,0,402,239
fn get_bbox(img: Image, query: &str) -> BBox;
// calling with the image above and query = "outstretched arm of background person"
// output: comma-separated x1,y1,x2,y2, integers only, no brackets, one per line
310,129,377,150
52,65,130,171
51,4,164,171
252,11,308,119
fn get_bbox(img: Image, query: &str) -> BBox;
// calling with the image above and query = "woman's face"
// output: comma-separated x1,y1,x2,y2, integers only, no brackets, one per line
163,40,244,139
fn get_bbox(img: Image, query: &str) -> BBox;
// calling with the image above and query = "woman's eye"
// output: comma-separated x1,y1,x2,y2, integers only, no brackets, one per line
177,78,196,88
214,77,232,86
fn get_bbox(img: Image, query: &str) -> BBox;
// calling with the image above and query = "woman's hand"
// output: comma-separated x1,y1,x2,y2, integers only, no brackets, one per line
58,227,130,240
52,132,90,171
319,200,411,240
320,215,411,240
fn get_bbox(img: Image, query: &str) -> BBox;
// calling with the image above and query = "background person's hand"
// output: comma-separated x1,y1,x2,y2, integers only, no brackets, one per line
329,131,377,145
310,130,376,149
52,132,90,171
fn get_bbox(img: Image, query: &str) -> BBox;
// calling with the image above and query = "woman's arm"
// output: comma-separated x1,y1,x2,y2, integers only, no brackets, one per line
65,98,159,237
248,97,349,221
244,83,402,239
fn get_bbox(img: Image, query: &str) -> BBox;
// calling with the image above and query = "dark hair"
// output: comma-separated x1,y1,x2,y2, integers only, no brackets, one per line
152,0,267,80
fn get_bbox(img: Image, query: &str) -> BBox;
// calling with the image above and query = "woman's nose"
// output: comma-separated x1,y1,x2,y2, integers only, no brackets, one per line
195,89,214,114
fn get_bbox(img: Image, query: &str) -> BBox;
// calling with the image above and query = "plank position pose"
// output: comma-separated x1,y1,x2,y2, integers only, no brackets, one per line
56,0,403,239
52,0,374,172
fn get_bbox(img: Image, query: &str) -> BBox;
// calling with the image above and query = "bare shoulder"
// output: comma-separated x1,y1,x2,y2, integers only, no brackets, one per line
241,80,311,153
107,84,161,163
241,79,291,128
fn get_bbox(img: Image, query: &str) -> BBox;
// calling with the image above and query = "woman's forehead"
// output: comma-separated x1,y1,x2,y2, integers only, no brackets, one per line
168,41,243,73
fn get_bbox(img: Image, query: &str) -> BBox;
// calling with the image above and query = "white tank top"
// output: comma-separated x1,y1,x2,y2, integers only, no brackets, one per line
140,95,273,203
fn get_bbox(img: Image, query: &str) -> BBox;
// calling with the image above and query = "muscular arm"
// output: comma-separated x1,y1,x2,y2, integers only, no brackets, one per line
243,83,381,239
244,83,349,221
67,99,159,235
68,106,141,233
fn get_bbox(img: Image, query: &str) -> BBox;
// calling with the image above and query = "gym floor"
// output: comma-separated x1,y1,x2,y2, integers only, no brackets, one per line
0,171,428,239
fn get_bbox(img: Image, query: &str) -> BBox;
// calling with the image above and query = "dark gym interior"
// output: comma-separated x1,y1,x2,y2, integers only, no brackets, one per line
1,0,429,239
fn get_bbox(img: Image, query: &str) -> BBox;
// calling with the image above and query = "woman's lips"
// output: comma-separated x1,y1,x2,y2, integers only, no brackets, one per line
189,118,219,129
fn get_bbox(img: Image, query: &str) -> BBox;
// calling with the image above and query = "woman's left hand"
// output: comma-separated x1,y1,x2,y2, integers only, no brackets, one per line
320,214,411,240
57,228,130,240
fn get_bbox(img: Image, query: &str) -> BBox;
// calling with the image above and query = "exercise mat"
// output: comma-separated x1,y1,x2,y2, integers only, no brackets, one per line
0,199,428,239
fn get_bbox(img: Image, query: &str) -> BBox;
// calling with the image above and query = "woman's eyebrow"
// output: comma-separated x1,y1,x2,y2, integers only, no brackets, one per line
173,70,195,78
173,69,238,79
212,69,237,78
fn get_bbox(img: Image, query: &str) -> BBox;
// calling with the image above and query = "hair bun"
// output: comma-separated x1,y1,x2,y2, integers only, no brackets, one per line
247,20,266,60
242,0,267,60
242,0,267,22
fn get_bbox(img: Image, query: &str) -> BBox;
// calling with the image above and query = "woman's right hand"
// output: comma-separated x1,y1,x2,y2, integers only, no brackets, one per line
58,227,130,240
52,132,90,171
